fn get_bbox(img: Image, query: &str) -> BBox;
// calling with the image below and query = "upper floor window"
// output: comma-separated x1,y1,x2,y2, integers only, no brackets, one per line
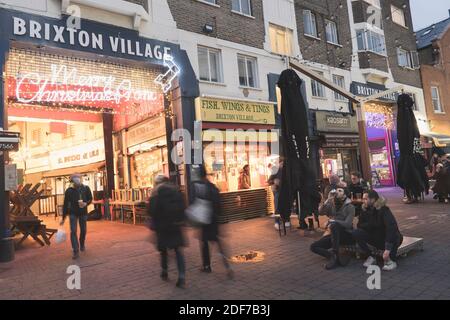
232,0,252,16
356,29,386,55
391,5,407,27
303,10,318,38
431,87,443,113
238,55,258,88
325,20,339,45
311,73,326,98
397,48,419,69
198,46,223,83
332,75,347,101
269,23,293,56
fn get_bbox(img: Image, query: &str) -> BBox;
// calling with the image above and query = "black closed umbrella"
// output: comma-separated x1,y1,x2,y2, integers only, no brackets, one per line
396,94,429,199
277,69,317,223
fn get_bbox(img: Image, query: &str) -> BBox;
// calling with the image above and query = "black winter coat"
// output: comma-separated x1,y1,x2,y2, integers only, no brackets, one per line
190,180,221,242
63,184,93,218
148,182,186,251
357,197,403,250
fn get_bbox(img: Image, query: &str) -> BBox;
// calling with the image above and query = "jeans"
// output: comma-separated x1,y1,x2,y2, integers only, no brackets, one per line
160,247,185,279
272,191,279,214
352,229,403,261
69,214,87,253
201,240,230,270
310,223,354,259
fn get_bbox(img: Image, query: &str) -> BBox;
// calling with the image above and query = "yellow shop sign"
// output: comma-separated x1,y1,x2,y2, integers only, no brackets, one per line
195,97,276,125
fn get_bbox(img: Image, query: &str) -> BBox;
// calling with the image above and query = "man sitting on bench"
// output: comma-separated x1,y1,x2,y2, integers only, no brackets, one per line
310,185,355,270
352,190,403,271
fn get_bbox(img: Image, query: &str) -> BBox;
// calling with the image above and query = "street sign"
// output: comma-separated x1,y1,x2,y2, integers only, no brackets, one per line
0,131,20,152
5,164,18,191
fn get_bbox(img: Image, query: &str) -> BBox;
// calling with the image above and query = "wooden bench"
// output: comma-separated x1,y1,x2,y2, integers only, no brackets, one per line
341,236,424,259
11,217,57,247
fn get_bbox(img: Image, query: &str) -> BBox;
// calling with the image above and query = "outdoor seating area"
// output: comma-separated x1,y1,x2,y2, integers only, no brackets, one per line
110,188,152,225
9,183,57,247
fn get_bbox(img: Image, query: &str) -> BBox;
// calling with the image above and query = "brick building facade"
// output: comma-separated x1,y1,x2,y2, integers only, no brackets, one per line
417,14,450,136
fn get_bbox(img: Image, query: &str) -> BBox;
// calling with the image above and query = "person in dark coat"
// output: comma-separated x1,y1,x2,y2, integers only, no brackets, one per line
60,173,93,260
348,171,369,217
352,190,403,271
148,175,186,288
190,165,233,278
432,156,450,203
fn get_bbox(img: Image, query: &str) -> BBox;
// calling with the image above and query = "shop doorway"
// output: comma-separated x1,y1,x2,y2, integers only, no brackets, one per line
5,46,167,218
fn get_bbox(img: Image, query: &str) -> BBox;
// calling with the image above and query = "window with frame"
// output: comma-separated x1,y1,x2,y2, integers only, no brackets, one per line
64,125,76,139
431,87,443,113
397,48,419,69
391,5,406,27
311,74,326,98
232,0,252,16
332,75,346,101
269,23,293,56
238,55,258,88
198,46,223,83
31,128,41,146
303,10,318,38
325,20,339,44
356,29,386,55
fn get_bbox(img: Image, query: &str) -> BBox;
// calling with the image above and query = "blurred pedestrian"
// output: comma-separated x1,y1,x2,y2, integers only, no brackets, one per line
190,165,234,279
148,175,186,288
323,174,341,198
60,173,92,260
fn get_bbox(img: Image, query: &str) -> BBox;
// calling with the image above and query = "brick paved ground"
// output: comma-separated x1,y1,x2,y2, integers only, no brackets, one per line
1,188,449,300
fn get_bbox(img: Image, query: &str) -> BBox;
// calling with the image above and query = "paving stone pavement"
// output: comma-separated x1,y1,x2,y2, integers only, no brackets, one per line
1,188,449,300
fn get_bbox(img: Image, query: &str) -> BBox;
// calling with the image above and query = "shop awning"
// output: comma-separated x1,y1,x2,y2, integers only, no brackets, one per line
421,132,450,147
42,161,105,178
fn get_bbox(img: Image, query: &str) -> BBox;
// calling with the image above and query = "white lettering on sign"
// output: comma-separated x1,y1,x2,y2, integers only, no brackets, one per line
13,17,172,62
15,64,158,104
50,139,105,170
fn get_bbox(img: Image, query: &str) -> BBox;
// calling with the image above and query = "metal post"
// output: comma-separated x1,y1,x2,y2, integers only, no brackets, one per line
356,102,372,185
0,39,14,263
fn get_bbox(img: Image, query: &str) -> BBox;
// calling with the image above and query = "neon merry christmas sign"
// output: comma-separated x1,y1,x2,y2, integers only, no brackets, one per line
10,56,180,111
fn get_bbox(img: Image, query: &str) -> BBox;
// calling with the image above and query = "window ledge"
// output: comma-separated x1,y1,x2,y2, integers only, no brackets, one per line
312,96,328,101
199,80,227,87
393,22,409,30
358,50,387,58
433,111,446,115
196,0,220,8
231,10,255,19
239,86,263,91
304,34,321,41
327,41,342,48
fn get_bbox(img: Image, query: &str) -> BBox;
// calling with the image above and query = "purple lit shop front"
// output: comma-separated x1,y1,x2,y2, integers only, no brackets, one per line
365,112,399,187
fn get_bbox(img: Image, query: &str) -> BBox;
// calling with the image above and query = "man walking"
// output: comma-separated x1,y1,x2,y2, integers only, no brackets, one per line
60,173,93,259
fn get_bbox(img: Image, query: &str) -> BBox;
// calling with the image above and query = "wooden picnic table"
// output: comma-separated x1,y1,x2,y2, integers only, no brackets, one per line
9,183,57,247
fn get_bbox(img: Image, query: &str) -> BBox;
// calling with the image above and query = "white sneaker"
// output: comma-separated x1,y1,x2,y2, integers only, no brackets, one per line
363,256,377,268
284,222,291,227
274,223,280,230
382,259,397,271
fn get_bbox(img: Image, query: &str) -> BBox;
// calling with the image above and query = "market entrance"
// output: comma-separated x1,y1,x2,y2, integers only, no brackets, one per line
5,46,167,217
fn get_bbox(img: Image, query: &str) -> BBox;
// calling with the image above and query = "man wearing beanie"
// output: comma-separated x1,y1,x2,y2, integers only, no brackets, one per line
310,183,355,270
60,173,93,259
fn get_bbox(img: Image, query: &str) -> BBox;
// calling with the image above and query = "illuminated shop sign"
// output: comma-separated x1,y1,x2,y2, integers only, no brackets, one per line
11,64,159,107
50,139,105,170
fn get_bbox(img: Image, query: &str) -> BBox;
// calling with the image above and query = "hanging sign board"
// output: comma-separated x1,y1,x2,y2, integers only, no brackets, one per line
0,131,20,152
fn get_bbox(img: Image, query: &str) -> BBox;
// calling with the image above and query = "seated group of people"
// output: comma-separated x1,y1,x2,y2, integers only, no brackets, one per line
310,185,403,271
